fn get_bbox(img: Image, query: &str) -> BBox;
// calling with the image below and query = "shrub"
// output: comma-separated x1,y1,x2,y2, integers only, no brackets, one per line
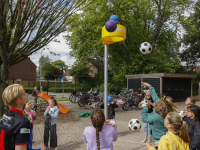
48,87,74,93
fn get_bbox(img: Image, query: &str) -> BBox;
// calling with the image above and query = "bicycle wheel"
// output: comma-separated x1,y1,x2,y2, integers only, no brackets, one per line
78,100,84,107
84,101,90,109
133,97,143,110
69,94,73,102
122,101,129,111
69,95,76,103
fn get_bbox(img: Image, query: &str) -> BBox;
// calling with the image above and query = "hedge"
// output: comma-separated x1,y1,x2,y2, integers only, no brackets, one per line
24,87,74,93
48,87,74,93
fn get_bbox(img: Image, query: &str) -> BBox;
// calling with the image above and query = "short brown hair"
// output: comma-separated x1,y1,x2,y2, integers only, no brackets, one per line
155,100,176,118
187,97,196,105
2,84,24,107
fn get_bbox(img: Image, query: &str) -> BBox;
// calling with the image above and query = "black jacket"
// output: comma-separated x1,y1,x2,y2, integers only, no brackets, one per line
188,118,200,150
100,103,118,119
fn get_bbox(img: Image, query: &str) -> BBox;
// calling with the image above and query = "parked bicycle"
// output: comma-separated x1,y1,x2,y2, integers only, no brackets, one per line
122,89,145,111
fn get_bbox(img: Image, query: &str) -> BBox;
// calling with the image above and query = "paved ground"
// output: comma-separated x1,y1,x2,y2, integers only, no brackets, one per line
31,99,200,150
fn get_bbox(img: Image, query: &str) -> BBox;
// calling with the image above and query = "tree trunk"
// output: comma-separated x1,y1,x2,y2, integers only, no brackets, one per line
0,63,9,117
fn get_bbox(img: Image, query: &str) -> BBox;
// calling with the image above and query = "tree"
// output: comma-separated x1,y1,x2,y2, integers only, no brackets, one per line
38,55,52,74
42,63,55,80
69,61,92,82
0,0,94,116
52,60,66,77
65,0,193,86
181,0,200,66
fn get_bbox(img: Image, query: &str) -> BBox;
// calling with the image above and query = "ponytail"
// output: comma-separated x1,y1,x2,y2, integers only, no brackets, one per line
167,112,190,144
179,121,190,144
91,110,105,150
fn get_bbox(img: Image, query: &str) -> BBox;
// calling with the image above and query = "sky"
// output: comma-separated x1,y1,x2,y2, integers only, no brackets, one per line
29,32,76,69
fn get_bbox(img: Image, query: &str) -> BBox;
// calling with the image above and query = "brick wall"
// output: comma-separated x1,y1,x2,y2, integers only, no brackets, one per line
8,58,37,81
87,62,98,77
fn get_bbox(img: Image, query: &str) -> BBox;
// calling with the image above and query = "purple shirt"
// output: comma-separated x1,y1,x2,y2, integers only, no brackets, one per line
84,125,118,150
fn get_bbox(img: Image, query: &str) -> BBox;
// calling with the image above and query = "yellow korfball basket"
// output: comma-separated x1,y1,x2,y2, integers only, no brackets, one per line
102,24,126,45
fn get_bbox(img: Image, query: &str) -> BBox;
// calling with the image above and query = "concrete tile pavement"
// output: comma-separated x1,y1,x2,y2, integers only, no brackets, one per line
32,101,200,150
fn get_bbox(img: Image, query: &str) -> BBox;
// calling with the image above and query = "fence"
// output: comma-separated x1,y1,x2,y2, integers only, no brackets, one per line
7,80,73,88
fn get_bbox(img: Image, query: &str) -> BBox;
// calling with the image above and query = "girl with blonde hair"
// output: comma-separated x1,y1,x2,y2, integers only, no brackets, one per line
146,112,190,150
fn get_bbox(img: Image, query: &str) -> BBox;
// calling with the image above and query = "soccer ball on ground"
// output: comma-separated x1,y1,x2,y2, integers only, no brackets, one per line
139,42,152,55
128,119,141,131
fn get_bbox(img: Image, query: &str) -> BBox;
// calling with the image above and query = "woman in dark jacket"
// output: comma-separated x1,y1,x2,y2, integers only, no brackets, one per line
187,105,200,150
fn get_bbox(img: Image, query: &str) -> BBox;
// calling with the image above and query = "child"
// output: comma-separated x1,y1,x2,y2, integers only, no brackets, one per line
165,96,173,103
165,96,176,112
146,112,190,150
100,96,118,122
141,89,154,143
32,90,38,111
83,109,118,150
44,97,59,150
186,105,200,150
24,102,36,143
181,97,196,125
141,82,176,144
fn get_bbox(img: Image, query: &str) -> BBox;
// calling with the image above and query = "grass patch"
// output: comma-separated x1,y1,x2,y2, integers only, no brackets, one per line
29,97,69,103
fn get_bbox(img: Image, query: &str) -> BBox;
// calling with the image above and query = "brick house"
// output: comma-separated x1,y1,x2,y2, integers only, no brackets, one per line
8,57,37,81
63,70,75,83
86,59,103,77
63,59,103,83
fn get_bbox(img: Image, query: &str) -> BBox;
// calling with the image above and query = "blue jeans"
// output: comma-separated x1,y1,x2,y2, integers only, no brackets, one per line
143,113,152,138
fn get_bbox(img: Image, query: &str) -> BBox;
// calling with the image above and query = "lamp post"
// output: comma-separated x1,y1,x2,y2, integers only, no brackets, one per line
40,49,45,92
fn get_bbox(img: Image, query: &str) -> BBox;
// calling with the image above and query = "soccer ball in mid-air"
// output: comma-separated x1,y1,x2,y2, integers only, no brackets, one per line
139,42,152,55
128,119,141,131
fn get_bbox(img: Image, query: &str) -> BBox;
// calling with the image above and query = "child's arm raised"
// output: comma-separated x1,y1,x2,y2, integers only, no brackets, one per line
142,82,160,103
141,106,155,123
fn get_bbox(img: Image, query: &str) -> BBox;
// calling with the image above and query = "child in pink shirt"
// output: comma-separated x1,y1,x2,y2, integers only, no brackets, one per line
24,102,36,142
83,109,118,150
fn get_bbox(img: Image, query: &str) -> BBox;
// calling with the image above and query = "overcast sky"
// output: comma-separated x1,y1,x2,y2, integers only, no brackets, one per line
29,32,76,69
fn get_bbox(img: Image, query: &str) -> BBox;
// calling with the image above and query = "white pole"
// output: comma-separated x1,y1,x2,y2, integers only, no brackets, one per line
104,44,108,120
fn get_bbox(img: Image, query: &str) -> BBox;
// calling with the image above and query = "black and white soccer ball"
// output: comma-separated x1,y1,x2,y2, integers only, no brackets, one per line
139,42,152,55
128,119,141,131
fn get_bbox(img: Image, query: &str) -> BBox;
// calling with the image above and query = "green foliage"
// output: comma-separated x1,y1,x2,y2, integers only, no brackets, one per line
99,83,117,94
181,0,200,66
192,71,200,95
42,63,55,80
69,61,92,81
52,60,66,76
66,0,193,86
48,87,74,93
